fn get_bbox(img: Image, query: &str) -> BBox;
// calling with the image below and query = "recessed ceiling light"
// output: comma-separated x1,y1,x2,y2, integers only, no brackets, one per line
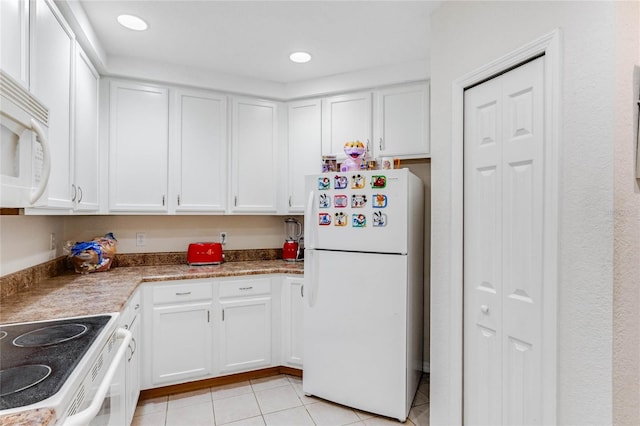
289,51,312,64
117,14,148,31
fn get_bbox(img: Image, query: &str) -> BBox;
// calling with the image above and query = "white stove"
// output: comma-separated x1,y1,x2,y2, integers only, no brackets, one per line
0,314,131,425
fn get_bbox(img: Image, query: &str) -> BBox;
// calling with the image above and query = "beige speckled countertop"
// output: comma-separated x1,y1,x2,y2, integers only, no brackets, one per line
0,260,303,325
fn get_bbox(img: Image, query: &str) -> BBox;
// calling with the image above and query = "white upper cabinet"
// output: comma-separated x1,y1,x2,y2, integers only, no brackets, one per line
230,97,278,213
286,99,321,213
373,83,430,158
109,80,169,212
30,0,74,209
321,92,372,160
1,0,29,88
72,44,100,212
170,89,228,214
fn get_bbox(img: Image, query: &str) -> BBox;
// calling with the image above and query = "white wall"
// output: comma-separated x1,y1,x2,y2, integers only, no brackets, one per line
0,216,64,276
0,214,288,277
613,3,640,424
61,215,289,254
429,1,626,424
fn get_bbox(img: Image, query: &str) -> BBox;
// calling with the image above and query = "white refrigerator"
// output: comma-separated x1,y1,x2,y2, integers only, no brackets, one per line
303,169,424,422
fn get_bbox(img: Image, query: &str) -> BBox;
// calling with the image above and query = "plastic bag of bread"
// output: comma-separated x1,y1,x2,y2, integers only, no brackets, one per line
67,233,117,274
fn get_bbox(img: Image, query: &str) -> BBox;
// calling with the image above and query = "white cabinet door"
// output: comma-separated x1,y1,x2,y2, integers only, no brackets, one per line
374,83,430,159
281,276,304,367
73,44,100,212
321,92,372,160
287,99,321,213
30,0,74,209
218,297,272,373
1,0,29,87
170,89,227,213
230,97,278,213
109,80,169,212
151,301,213,385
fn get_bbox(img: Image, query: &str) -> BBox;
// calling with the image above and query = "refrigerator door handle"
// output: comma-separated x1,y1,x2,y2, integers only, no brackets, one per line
304,190,315,249
305,250,317,308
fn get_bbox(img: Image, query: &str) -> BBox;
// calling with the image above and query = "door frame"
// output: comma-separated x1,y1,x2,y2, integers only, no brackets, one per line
449,29,561,425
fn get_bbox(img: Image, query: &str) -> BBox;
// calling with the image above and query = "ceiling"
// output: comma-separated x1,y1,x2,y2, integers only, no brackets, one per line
77,1,442,84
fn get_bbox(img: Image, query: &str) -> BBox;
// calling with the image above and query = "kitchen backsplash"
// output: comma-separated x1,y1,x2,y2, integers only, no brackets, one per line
0,248,282,300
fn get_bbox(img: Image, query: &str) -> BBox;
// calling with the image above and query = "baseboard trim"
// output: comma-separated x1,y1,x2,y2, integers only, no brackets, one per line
139,366,303,400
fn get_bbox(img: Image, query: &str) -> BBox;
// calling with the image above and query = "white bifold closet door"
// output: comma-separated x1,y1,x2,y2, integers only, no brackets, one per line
463,56,545,425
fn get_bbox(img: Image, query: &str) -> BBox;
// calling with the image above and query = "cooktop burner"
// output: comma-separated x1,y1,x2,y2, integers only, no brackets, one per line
0,365,52,397
0,315,111,410
13,324,88,347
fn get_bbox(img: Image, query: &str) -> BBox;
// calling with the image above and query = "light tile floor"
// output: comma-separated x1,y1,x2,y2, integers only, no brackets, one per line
132,374,430,426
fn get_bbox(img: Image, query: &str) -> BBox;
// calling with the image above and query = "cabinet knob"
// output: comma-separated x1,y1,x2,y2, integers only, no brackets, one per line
480,305,489,314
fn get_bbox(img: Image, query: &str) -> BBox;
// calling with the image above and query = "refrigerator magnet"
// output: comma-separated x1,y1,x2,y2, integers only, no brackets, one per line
373,194,388,208
318,177,330,190
334,194,348,208
351,174,366,189
351,194,367,208
352,213,366,227
334,212,348,226
319,193,330,208
371,175,387,188
373,211,387,227
318,213,332,226
334,175,348,189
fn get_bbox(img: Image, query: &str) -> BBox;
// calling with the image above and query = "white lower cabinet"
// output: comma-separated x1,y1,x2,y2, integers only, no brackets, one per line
216,278,272,374
140,274,297,391
281,276,304,367
147,280,214,386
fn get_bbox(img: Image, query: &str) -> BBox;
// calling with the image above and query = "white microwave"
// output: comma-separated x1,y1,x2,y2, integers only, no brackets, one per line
0,69,51,207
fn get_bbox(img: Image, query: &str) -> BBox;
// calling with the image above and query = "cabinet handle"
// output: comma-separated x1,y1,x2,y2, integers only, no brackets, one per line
78,186,83,203
366,138,371,154
71,184,77,202
134,303,140,311
234,196,238,207
239,286,253,291
177,195,181,206
162,195,165,206
289,196,292,208
379,137,383,151
127,337,137,362
301,285,304,298
175,291,192,296
222,309,225,321
207,310,210,323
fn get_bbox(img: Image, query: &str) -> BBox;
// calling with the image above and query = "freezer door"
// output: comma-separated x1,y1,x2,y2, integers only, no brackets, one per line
304,170,410,254
303,249,409,420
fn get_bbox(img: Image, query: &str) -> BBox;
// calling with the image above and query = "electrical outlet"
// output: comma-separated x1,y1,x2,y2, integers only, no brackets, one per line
220,231,227,245
49,233,56,251
136,232,147,247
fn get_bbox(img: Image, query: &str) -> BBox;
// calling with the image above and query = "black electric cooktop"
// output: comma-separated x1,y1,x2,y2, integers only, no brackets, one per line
0,315,111,410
